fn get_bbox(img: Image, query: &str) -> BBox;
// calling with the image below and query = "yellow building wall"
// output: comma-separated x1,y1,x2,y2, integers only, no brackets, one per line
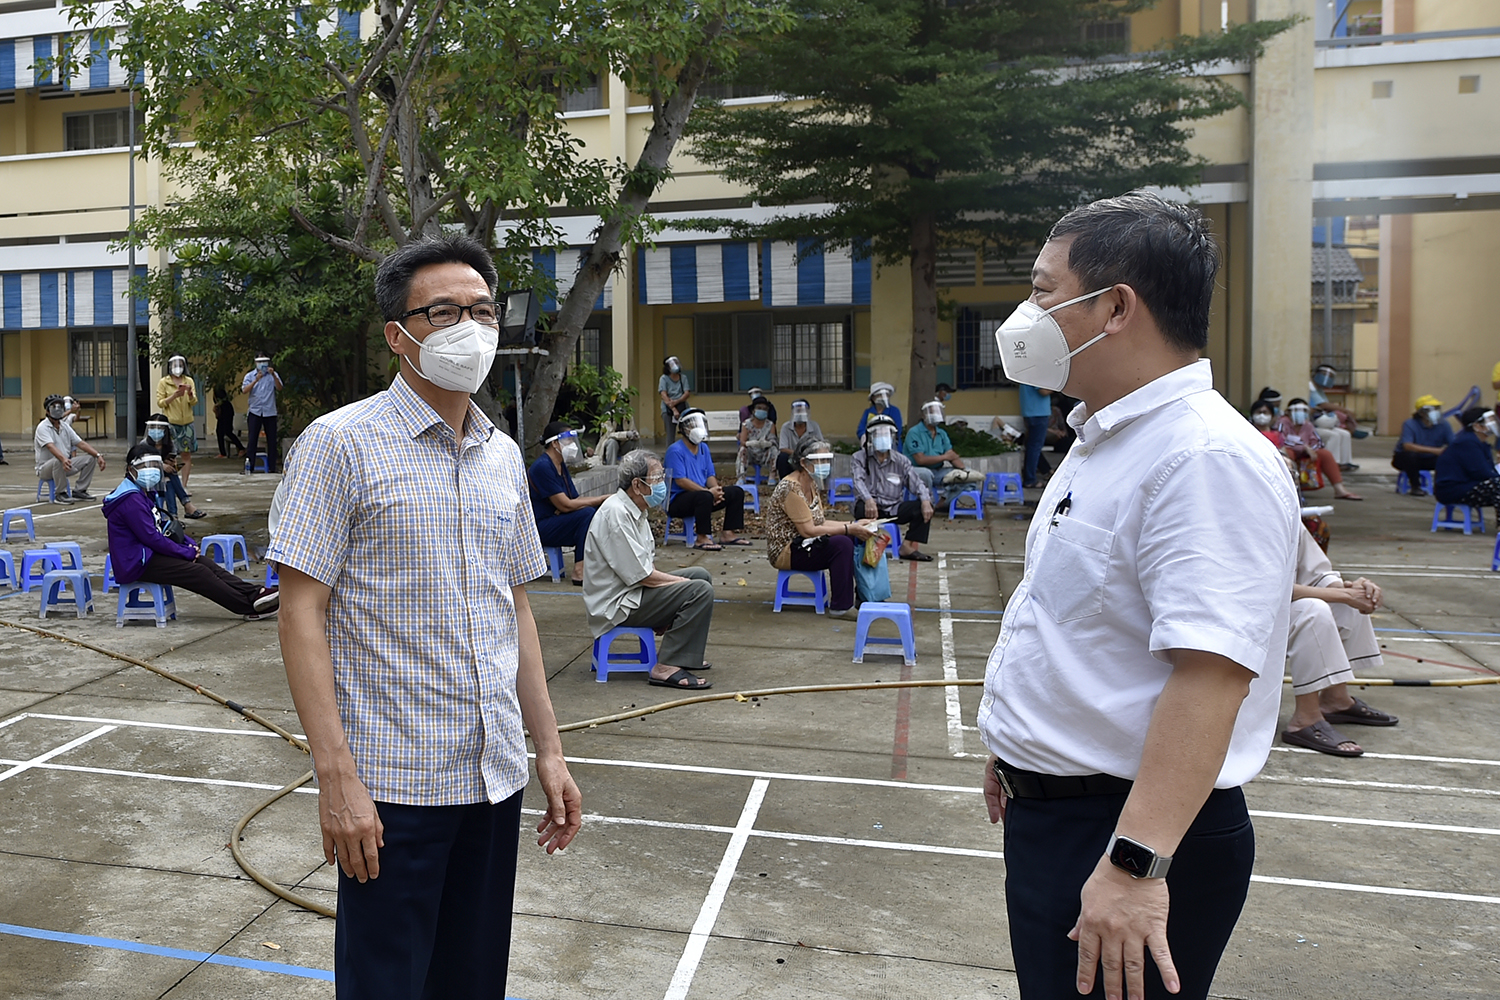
1314,57,1500,163
1406,209,1500,412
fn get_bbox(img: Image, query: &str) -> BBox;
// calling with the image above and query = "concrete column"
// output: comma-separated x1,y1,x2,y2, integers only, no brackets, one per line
1376,214,1411,435
13,90,27,156
1247,0,1314,405
606,71,636,424
868,259,911,408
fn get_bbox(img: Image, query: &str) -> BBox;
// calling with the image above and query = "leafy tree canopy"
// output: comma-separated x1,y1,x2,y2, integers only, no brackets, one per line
686,0,1292,414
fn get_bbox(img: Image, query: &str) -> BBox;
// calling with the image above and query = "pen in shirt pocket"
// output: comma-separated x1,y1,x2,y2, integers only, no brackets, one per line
1049,492,1072,529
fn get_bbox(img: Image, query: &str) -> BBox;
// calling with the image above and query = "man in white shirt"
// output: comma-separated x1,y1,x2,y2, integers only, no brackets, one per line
978,193,1298,1000
35,393,106,503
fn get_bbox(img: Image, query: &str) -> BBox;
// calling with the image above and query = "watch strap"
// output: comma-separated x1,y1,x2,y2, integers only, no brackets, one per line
1106,833,1173,879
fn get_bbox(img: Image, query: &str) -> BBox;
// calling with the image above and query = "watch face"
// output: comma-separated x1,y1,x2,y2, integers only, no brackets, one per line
1110,837,1155,878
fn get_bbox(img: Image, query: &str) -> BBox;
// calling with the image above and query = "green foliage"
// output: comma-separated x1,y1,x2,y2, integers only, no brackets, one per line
945,424,1017,457
138,174,383,425
559,362,639,434
687,0,1291,262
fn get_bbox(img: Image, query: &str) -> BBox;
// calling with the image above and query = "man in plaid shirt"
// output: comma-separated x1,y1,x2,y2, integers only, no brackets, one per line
272,235,581,999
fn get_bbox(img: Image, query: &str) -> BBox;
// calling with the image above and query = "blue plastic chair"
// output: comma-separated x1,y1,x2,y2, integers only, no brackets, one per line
881,522,901,560
1396,470,1434,495
983,472,1025,506
774,569,828,614
102,554,118,593
1431,503,1484,535
36,479,71,503
829,478,856,506
544,547,566,582
117,582,177,628
20,549,63,592
245,454,271,473
265,562,279,587
1,508,36,543
852,602,916,665
591,626,657,682
202,534,251,572
40,569,94,619
0,549,14,589
1492,533,1499,573
947,490,984,521
49,541,84,571
664,515,698,546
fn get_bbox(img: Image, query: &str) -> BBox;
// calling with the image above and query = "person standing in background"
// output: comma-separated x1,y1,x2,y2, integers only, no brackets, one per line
1018,383,1053,489
241,353,283,473
157,354,199,488
658,355,691,441
215,386,246,459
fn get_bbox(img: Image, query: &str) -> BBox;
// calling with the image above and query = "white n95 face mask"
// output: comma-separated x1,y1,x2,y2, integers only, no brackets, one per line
995,287,1113,392
398,319,498,395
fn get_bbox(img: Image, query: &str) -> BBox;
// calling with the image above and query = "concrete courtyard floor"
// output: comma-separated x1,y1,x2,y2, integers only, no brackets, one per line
0,435,1497,998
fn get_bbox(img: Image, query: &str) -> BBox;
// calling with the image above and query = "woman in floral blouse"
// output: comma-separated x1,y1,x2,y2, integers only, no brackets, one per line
764,437,877,618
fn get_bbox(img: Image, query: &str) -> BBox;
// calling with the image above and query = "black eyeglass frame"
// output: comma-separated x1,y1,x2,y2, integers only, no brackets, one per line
398,300,502,328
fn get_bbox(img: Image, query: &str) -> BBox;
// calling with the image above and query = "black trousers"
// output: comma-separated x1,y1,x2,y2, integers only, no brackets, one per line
856,497,931,544
137,553,262,616
335,789,523,1000
1003,786,1254,1000
1391,450,1438,475
668,485,745,533
216,420,244,456
247,412,280,472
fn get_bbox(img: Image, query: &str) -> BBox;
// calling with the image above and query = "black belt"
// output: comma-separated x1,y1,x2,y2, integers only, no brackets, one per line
993,758,1133,799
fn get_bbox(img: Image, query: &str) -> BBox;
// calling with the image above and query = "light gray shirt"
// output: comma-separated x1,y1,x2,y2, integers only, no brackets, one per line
583,490,656,636
34,419,81,473
778,418,824,452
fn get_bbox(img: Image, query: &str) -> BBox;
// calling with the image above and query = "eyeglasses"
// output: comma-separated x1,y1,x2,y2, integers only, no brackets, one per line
636,474,665,486
399,300,501,327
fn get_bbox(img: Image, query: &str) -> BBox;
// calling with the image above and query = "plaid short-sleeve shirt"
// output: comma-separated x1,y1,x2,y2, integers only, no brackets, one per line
268,374,548,806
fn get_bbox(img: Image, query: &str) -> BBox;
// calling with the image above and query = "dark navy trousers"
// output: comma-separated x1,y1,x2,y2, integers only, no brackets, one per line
335,789,524,1000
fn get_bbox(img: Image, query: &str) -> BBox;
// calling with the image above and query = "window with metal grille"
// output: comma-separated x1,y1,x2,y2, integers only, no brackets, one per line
936,248,978,288
561,73,602,112
694,314,736,394
64,108,144,151
570,327,602,371
982,248,1034,285
773,317,849,390
954,306,1019,389
69,329,127,396
0,331,19,396
1083,19,1129,52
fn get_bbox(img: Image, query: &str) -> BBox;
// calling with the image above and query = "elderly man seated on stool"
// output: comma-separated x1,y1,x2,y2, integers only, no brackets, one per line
528,420,609,586
1281,526,1398,757
583,450,714,691
850,412,935,562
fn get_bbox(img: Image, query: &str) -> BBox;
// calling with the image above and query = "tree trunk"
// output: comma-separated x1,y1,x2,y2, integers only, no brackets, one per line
907,211,939,420
521,21,727,454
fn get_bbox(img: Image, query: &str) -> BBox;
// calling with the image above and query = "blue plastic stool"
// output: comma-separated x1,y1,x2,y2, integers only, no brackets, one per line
265,562,279,587
591,626,657,682
117,582,176,628
39,569,94,619
947,490,984,521
852,601,916,665
20,549,63,592
774,569,828,613
1431,503,1484,535
102,554,118,593
36,479,71,503
881,522,901,560
1396,470,1434,495
983,472,1025,506
49,541,84,571
738,464,764,490
544,547,566,582
202,534,251,572
245,454,271,473
829,478,856,506
1,508,35,543
664,514,698,546
0,549,13,589
743,485,761,515
1492,533,1499,572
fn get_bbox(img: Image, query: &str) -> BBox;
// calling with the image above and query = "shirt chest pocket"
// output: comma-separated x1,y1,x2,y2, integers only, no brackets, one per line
1031,516,1115,623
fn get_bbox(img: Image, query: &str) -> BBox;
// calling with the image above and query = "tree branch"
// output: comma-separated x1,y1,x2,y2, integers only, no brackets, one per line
288,204,385,263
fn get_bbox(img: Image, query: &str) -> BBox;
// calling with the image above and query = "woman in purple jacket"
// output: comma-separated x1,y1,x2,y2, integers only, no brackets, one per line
103,443,279,619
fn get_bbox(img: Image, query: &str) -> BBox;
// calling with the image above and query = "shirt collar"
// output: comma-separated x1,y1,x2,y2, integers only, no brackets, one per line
1068,359,1213,444
388,372,495,445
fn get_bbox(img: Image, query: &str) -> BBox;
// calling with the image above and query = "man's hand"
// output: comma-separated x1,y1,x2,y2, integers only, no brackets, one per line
709,484,725,503
1342,577,1380,613
921,500,934,522
61,457,74,473
1071,855,1179,1000
534,753,582,854
983,754,1007,824
949,452,966,469
318,760,384,882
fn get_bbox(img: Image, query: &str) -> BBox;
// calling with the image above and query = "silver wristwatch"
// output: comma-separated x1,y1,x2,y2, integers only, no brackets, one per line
1105,833,1173,879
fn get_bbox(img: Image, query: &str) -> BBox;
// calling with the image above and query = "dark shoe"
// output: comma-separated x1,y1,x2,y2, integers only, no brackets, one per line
1322,697,1398,727
244,608,279,621
899,550,933,562
648,668,711,690
253,587,279,614
184,509,208,519
1410,489,1429,498
54,494,75,505
1338,463,1359,472
71,490,93,500
0,459,8,465
1282,719,1363,757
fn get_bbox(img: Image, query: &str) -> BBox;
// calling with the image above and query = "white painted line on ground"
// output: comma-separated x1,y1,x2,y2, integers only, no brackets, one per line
0,759,317,794
663,778,769,1000
1343,570,1498,580
1376,636,1500,646
1269,745,1500,767
0,725,115,783
1341,562,1490,572
1248,809,1500,837
949,618,1002,624
936,553,965,757
1,712,293,739
1256,774,1500,797
557,754,981,794
1250,875,1500,906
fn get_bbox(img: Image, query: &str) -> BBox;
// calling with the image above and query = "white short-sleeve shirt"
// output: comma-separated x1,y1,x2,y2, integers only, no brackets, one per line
977,360,1299,788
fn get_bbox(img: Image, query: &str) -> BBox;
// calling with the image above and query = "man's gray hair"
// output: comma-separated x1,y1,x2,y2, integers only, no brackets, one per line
617,449,659,491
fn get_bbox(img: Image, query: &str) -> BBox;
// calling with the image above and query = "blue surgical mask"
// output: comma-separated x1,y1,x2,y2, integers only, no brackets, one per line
812,462,832,480
257,362,270,373
754,409,768,421
135,467,162,490
1313,370,1335,389
147,428,165,442
646,481,667,508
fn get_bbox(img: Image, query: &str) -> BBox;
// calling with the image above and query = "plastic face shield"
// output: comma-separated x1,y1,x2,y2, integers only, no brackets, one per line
922,401,944,425
146,420,171,437
681,412,708,438
791,402,810,423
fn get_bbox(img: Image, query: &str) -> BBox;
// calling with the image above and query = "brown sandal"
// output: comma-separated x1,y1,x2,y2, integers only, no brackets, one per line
1282,719,1363,757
